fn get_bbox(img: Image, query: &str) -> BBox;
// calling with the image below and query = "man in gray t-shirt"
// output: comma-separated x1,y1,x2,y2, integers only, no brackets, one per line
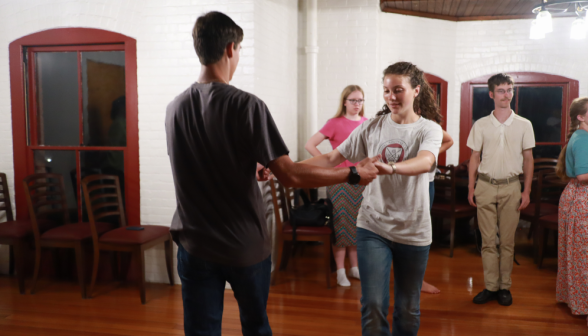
166,12,379,336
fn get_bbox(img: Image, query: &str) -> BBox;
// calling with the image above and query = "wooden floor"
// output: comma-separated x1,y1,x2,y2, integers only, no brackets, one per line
0,234,586,335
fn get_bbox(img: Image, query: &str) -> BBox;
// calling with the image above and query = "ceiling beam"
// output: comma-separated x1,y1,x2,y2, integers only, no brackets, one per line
380,0,546,22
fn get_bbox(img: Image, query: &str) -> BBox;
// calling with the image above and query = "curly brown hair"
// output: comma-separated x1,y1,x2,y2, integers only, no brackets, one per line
376,62,442,124
556,97,588,180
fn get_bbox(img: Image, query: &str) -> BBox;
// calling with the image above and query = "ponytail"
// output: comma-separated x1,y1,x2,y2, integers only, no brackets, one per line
556,97,588,180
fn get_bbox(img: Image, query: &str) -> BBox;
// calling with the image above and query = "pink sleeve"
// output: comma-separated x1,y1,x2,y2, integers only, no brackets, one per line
319,118,337,139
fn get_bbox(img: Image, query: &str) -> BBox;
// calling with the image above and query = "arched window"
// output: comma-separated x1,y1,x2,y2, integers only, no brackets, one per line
459,72,579,163
9,28,139,223
425,73,448,166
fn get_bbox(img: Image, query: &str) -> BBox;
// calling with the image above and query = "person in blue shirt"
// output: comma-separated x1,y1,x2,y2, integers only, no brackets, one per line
555,96,588,321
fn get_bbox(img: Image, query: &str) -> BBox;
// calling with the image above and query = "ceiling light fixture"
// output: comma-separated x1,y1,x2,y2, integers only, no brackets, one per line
530,1,588,39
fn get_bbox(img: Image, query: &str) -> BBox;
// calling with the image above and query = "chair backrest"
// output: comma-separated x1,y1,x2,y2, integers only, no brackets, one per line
433,165,457,209
0,173,14,222
81,174,126,242
22,173,69,238
533,158,558,174
536,170,567,208
269,179,291,232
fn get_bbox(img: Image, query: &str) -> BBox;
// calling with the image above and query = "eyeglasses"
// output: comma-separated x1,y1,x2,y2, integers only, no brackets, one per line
347,99,364,105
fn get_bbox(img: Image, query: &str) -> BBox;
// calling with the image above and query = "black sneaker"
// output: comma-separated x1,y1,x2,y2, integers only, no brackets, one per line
497,289,513,306
473,289,497,304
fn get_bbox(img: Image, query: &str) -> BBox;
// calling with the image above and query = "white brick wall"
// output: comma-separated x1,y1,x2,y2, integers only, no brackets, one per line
0,0,298,282
1,0,587,281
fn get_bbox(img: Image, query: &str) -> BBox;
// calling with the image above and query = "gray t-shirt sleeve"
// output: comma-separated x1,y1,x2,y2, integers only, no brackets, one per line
419,123,443,169
337,122,369,163
242,97,289,167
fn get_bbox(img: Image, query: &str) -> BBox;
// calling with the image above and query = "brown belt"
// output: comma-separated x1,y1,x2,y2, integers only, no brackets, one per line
478,173,519,185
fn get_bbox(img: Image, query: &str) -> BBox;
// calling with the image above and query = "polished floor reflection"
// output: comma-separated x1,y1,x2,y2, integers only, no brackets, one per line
0,230,586,335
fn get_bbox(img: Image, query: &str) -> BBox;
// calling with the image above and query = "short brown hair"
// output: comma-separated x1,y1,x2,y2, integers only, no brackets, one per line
487,73,514,92
193,12,243,65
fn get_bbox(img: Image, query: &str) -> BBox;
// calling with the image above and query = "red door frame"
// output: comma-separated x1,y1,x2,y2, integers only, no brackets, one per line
425,73,448,166
458,72,579,164
9,28,139,225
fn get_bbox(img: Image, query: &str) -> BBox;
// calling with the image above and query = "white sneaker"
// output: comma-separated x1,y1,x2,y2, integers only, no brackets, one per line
349,267,360,280
337,268,351,287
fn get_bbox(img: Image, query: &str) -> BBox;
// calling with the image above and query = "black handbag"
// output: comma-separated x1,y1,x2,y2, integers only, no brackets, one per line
289,190,334,243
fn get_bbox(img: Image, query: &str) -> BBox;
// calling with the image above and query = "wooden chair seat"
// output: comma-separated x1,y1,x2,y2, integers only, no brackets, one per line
520,203,558,218
270,179,334,288
81,174,174,304
431,165,477,257
538,213,558,228
23,173,92,298
0,172,28,294
431,201,476,214
99,225,170,245
41,222,114,241
282,222,332,236
0,220,36,239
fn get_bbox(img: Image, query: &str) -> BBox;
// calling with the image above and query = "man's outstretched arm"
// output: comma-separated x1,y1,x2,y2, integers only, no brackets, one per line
268,154,379,188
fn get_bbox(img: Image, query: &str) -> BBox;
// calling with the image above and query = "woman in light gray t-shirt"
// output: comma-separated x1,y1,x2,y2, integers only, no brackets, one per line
303,62,442,336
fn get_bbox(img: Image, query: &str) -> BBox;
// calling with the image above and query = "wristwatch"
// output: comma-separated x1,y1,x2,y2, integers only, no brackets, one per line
388,162,397,174
348,166,361,185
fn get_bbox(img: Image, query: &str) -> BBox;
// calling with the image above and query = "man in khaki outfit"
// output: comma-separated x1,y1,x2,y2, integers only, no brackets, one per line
467,73,535,306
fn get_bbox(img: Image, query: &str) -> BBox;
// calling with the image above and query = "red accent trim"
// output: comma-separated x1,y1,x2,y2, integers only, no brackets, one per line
458,72,579,164
9,28,140,225
76,149,82,221
28,146,124,151
77,51,83,146
28,44,124,52
425,73,448,166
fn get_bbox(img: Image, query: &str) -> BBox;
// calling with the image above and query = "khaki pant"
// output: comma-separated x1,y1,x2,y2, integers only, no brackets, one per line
474,179,521,291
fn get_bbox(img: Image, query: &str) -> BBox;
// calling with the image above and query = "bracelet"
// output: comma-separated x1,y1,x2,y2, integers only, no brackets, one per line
388,162,397,174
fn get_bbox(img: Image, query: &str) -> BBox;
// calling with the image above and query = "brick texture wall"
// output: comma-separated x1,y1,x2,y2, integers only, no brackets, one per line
0,0,298,281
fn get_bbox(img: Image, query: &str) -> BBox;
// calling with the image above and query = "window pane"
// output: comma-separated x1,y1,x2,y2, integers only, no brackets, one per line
80,150,125,222
35,52,80,146
81,51,126,147
533,145,563,159
517,86,562,143
33,150,78,222
472,87,516,123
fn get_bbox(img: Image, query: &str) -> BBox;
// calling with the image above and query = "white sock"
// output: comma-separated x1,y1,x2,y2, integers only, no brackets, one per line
336,268,350,287
349,267,360,280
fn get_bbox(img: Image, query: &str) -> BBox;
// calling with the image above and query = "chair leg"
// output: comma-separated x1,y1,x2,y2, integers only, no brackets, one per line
164,236,174,286
271,237,284,286
136,247,146,304
74,243,87,299
323,238,332,289
538,228,548,269
13,240,26,294
8,245,14,275
110,251,119,279
89,246,100,299
30,245,42,295
280,241,293,271
449,218,456,258
119,252,132,281
527,220,535,240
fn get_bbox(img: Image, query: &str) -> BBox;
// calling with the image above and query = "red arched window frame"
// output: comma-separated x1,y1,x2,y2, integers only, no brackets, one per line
459,72,579,164
9,28,139,224
425,73,448,166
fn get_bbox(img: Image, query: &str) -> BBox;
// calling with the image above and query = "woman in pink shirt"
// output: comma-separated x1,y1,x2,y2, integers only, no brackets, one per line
305,85,368,286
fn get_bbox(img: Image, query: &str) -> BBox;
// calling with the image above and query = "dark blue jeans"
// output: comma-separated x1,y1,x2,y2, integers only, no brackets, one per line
357,228,430,336
177,243,272,336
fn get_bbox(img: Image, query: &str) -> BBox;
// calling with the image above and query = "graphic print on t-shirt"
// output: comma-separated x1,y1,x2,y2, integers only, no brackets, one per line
378,139,408,164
